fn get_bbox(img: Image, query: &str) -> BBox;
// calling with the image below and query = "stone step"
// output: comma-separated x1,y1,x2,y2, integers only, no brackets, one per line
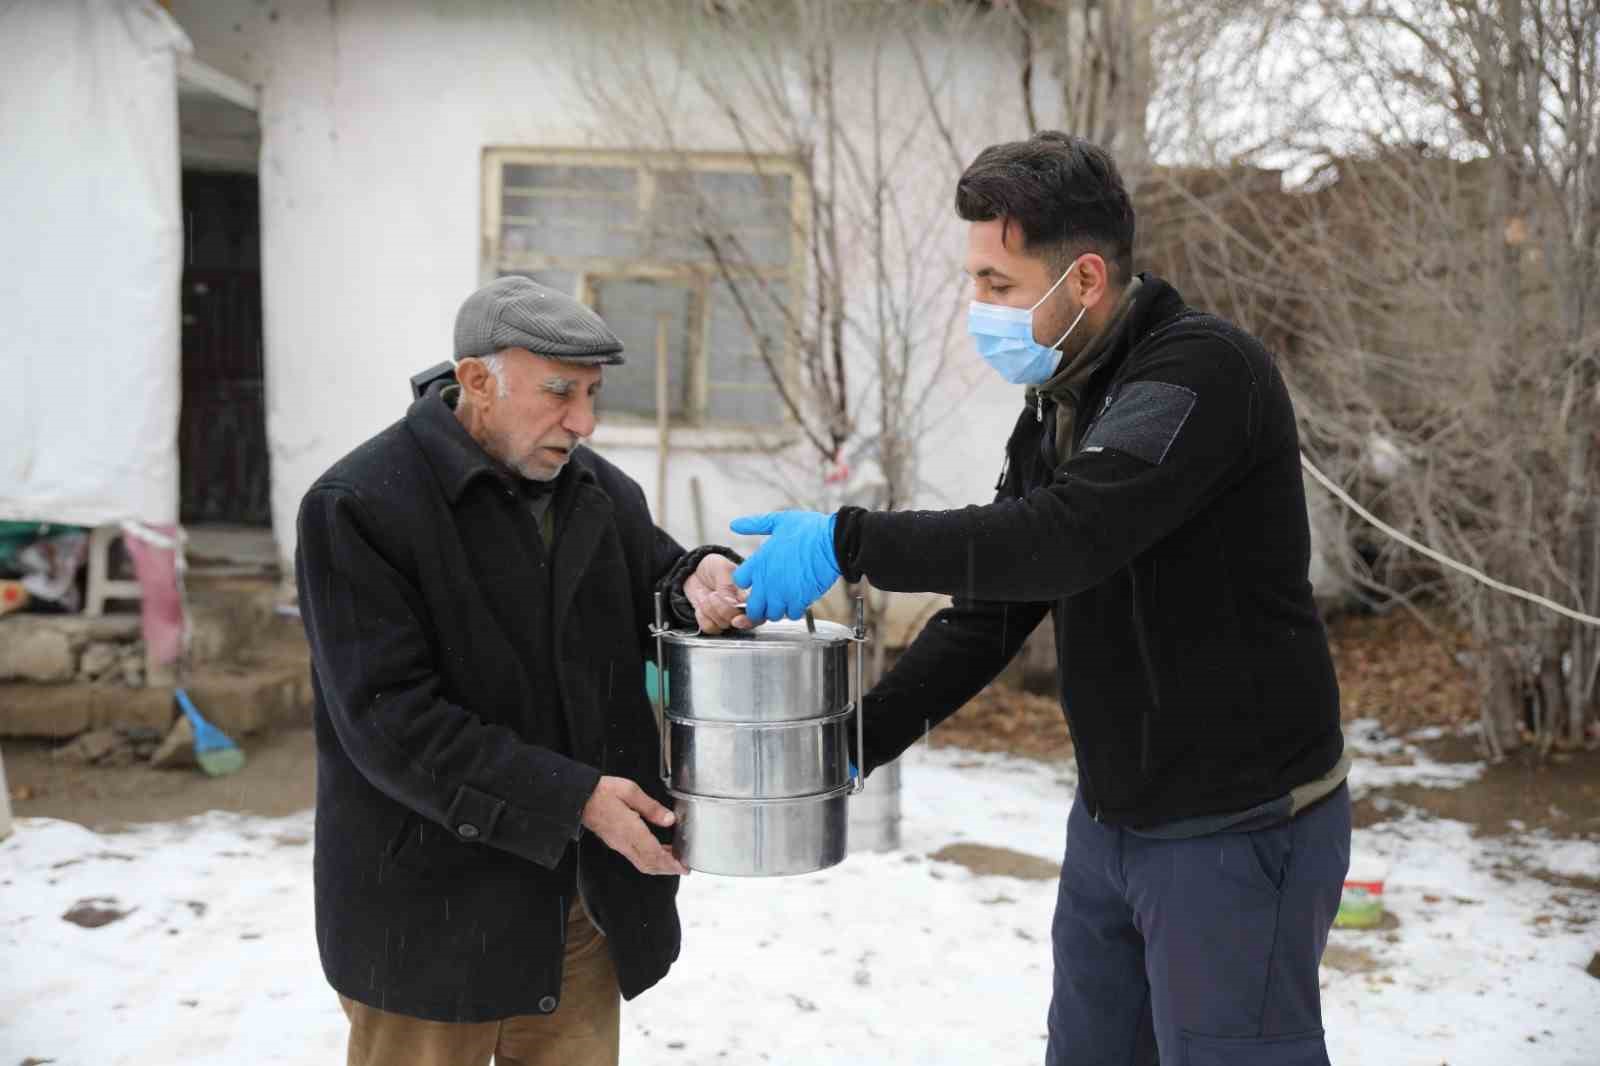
0,545,315,742
187,575,303,665
0,576,306,683
0,614,143,684
0,679,176,737
178,658,314,739
0,658,313,740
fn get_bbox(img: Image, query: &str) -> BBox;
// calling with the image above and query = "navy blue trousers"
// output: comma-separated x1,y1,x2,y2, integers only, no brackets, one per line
1045,785,1351,1065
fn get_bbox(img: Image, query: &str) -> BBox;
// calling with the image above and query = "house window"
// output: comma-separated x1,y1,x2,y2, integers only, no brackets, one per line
481,149,806,430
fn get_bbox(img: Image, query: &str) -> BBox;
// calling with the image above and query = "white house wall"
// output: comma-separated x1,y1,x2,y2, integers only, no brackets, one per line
169,1,1031,620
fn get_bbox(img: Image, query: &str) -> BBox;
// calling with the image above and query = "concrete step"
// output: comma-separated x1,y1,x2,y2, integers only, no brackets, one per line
0,680,177,737
0,577,303,680
187,575,303,665
0,614,143,683
179,658,313,738
0,658,312,740
0,554,315,742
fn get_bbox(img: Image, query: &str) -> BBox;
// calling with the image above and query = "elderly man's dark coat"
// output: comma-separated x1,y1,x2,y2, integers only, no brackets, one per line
296,384,713,1023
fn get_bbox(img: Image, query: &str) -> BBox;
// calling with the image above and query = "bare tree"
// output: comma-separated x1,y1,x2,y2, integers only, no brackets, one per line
999,0,1156,181
1141,0,1600,756
575,0,1029,679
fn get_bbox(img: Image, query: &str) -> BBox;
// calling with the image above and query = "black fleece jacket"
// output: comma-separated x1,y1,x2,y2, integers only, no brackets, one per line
836,275,1343,827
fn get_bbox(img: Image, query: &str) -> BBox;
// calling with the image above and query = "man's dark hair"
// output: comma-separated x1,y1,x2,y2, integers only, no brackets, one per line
955,131,1136,284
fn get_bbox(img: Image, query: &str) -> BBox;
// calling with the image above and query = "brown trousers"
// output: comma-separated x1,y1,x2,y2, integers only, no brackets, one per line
340,903,620,1066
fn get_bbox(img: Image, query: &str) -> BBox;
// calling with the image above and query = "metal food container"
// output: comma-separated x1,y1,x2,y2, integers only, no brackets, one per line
651,597,866,877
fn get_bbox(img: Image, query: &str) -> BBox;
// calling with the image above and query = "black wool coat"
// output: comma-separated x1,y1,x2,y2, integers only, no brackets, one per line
840,276,1343,828
296,384,720,1022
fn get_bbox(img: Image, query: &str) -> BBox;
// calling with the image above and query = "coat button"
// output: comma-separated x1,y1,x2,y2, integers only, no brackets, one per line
456,823,480,840
539,995,558,1013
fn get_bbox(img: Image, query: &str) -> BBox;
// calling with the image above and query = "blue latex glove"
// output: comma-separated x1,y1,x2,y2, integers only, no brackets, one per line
730,511,841,623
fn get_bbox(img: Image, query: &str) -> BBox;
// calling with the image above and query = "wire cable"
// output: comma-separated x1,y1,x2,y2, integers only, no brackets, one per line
1300,452,1600,628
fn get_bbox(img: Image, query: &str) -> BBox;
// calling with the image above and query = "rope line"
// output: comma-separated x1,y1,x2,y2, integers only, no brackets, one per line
1300,453,1600,627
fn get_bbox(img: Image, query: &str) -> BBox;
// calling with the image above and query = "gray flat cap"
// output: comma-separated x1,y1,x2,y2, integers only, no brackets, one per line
453,276,625,365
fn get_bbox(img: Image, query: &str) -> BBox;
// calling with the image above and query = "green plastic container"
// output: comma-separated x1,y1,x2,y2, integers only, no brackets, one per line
1335,855,1388,929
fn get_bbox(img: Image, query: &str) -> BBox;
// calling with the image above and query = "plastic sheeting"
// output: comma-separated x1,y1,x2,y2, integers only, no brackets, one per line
0,0,191,527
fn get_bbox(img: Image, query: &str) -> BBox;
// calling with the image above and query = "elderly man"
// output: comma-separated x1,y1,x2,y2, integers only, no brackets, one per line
727,133,1351,1065
296,277,750,1066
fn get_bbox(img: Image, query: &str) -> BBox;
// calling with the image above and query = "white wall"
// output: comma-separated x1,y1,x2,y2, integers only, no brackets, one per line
170,0,1032,614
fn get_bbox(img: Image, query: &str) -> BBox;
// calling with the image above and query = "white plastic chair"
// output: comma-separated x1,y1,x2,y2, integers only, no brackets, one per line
84,524,143,616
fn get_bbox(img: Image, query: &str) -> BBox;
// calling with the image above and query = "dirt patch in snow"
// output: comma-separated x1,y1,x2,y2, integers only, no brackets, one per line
928,843,1060,880
60,897,134,928
7,726,315,831
1321,943,1385,974
1352,746,1600,841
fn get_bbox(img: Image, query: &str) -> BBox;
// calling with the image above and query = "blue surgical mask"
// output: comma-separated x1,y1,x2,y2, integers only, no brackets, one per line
968,263,1087,386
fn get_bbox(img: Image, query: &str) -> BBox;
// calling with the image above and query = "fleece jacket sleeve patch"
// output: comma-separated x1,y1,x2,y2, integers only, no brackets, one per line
1082,380,1198,466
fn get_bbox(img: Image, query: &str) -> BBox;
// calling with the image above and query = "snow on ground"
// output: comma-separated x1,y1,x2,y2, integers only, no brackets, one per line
2,744,1597,1065
1345,717,1486,794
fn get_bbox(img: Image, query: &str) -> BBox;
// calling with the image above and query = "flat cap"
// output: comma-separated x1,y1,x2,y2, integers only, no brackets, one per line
453,276,625,365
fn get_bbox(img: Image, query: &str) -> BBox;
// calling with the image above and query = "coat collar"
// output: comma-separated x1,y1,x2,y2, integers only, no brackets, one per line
404,381,613,636
1026,274,1187,407
1035,275,1145,407
405,381,596,504
1111,272,1190,366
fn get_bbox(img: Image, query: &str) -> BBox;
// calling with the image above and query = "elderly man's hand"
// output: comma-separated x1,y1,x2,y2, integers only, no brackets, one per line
683,553,755,634
581,776,689,876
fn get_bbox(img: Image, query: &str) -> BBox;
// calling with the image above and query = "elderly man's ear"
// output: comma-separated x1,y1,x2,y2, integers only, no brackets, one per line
455,356,498,404
684,554,755,634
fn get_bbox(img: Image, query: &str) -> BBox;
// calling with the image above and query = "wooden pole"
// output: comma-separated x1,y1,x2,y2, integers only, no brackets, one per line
655,313,672,524
690,475,708,546
0,745,14,841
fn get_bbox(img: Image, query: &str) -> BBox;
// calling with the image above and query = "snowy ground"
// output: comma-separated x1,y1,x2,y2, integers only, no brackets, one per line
2,740,1597,1065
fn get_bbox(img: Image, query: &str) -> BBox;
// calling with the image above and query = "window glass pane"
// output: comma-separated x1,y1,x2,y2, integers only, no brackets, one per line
503,221,640,260
588,277,693,422
737,228,792,268
650,169,700,212
502,164,636,194
707,280,787,373
501,166,639,261
705,279,786,425
695,171,791,227
497,269,576,297
501,196,635,227
697,172,790,267
645,169,790,267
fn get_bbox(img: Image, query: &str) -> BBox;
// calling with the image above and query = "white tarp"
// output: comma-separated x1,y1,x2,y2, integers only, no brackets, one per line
0,0,191,527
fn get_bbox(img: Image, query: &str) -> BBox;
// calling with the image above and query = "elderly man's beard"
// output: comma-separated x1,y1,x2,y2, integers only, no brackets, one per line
515,456,564,482
484,427,573,483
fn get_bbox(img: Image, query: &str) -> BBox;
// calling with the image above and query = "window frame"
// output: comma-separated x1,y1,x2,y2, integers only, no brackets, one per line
480,146,810,449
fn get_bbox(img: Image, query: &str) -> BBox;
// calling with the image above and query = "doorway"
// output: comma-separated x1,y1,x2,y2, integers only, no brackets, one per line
178,170,268,527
